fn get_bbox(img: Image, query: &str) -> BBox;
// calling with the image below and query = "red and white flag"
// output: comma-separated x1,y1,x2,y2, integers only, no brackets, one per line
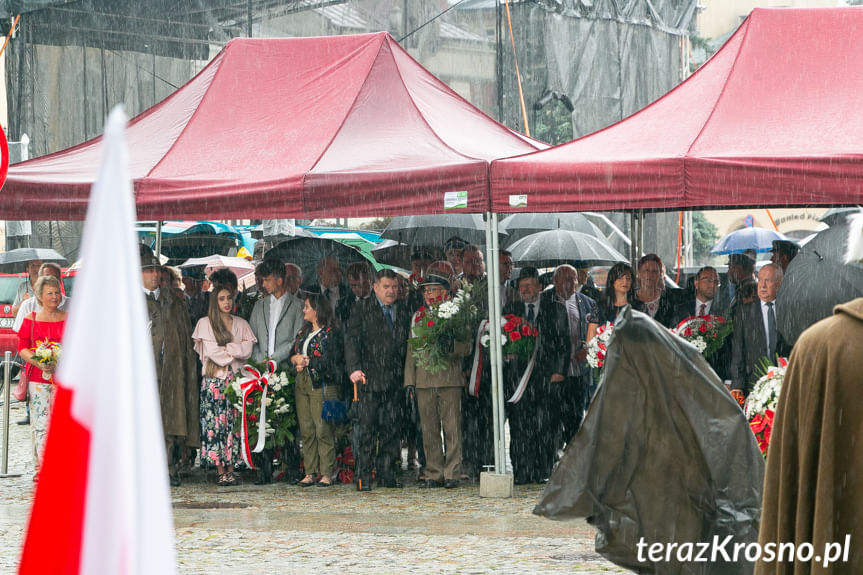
19,107,177,574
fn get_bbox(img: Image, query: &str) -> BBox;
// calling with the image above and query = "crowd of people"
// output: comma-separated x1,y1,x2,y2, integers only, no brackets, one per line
12,235,800,490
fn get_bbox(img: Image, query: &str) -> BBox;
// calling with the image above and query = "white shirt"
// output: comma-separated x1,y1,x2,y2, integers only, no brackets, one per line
268,292,287,357
142,287,160,300
13,295,70,333
301,328,322,356
761,299,776,351
695,297,712,317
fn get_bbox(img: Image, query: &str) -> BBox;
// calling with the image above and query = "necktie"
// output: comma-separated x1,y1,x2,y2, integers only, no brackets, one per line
526,303,535,323
698,302,706,316
766,302,777,358
384,305,393,332
147,291,156,302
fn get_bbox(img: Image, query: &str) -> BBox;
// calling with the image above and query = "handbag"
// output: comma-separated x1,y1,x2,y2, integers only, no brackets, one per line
321,375,347,422
12,313,35,401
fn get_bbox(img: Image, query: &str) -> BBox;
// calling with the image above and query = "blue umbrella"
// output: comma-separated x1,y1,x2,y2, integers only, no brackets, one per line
710,227,789,255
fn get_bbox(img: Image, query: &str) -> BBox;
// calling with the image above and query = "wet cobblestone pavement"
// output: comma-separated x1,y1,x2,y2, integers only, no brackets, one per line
0,399,626,574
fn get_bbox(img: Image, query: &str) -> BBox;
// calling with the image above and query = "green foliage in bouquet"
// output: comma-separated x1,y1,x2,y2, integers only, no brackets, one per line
224,358,296,450
409,285,479,373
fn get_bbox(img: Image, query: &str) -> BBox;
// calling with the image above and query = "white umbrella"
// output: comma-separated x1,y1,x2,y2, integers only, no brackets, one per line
179,255,254,280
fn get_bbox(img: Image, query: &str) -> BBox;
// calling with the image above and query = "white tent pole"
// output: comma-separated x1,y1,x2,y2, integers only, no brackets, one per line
486,212,507,473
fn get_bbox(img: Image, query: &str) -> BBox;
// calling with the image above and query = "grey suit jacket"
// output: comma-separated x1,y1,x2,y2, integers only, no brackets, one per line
249,293,304,366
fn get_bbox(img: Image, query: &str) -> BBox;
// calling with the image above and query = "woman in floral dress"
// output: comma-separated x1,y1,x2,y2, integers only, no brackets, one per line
192,278,256,486
17,275,66,479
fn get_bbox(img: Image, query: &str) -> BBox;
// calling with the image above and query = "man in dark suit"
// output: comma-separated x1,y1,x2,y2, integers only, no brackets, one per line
503,267,569,484
576,267,602,302
731,263,792,401
306,256,352,325
346,269,411,491
670,265,733,381
714,252,756,314
544,265,599,447
670,266,727,325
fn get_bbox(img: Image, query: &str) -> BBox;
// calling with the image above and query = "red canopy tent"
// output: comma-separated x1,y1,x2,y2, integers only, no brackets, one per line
490,7,863,213
2,32,542,220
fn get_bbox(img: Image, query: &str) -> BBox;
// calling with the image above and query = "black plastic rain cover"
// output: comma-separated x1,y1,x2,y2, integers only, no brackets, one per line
534,306,764,575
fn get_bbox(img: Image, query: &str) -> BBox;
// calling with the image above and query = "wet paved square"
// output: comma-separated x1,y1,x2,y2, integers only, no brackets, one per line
0,400,625,574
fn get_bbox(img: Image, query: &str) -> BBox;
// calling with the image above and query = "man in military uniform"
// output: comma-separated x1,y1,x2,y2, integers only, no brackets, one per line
141,245,198,487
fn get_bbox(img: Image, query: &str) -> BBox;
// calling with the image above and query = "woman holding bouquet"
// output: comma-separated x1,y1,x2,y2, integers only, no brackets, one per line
291,293,345,488
192,279,257,486
17,275,66,478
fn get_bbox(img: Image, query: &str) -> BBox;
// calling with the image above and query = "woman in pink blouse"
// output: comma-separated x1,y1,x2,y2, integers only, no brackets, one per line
192,279,256,486
17,275,66,479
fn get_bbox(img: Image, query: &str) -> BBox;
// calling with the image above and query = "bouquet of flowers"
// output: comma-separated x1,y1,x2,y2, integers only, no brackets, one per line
745,357,788,457
672,315,733,358
586,322,613,370
32,339,62,380
225,359,296,451
479,314,538,363
409,284,479,373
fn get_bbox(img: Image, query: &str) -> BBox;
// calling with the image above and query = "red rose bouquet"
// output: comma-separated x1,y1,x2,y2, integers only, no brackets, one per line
672,314,733,359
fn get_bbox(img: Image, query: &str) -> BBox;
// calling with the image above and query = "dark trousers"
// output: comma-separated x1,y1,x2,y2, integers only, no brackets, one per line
506,370,556,483
351,389,401,483
462,382,494,478
557,374,588,449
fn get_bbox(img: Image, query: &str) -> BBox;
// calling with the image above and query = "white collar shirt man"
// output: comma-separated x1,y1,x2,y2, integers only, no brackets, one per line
143,286,161,301
695,297,712,317
268,291,287,357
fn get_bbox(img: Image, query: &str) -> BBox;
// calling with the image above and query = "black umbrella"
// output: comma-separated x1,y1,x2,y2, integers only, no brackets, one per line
776,251,863,345
800,219,848,260
380,215,502,248
0,248,68,273
370,239,412,269
265,237,375,290
508,229,627,268
499,212,605,247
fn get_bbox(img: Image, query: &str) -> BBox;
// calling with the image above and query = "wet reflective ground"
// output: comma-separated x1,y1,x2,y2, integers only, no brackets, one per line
0,400,624,573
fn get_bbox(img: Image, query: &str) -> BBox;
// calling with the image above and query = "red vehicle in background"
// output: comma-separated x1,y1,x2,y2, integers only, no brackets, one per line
0,272,26,366
0,269,74,365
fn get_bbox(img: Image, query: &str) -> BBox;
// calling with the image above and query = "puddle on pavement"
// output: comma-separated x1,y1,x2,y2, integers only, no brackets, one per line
174,501,251,509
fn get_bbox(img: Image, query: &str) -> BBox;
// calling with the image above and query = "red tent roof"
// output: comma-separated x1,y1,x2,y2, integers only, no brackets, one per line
491,7,863,213
3,33,541,220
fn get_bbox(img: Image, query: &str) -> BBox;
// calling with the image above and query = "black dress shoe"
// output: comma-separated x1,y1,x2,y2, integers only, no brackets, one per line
17,417,30,425
418,479,443,488
169,473,181,487
254,475,272,485
381,478,403,488
444,479,460,489
513,477,530,486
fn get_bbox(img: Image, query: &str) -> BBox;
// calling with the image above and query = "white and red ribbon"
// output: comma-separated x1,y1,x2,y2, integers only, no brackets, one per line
507,333,539,404
468,319,489,397
238,359,276,469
